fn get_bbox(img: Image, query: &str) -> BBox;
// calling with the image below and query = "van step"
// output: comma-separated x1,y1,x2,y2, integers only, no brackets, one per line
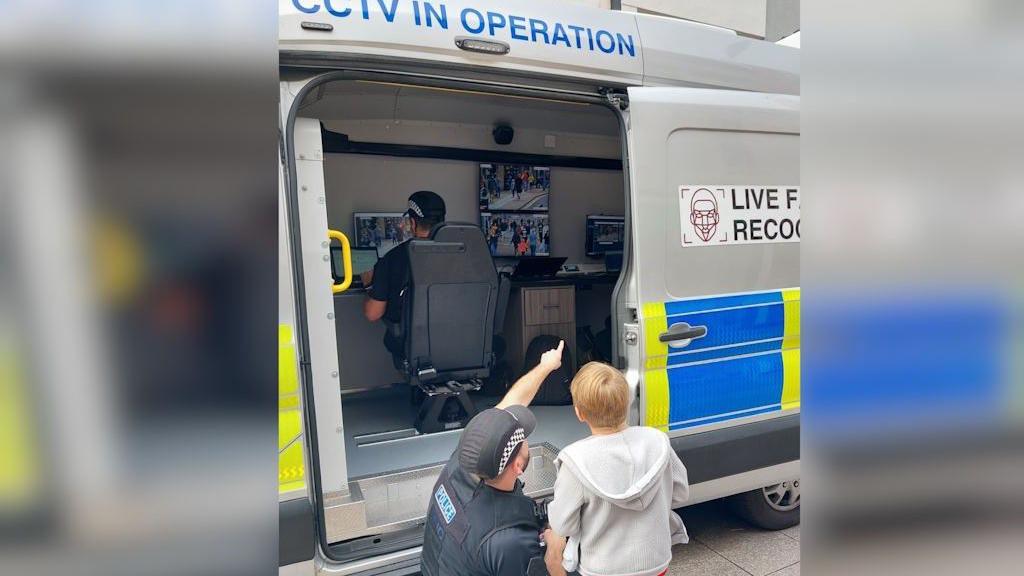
325,443,559,543
352,427,420,446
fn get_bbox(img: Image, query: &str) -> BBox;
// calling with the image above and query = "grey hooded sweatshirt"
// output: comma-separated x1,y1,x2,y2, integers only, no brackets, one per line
548,426,689,576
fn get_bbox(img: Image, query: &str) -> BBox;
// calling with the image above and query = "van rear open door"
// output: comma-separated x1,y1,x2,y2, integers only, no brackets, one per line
625,87,800,437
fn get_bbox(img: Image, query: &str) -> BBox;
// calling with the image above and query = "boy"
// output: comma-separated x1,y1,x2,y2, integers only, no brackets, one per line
545,363,689,576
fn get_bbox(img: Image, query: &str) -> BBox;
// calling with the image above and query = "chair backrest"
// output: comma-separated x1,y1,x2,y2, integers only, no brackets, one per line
402,222,499,383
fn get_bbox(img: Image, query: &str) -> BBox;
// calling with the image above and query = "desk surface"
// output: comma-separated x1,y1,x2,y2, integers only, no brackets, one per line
334,274,621,292
511,272,620,289
334,286,369,297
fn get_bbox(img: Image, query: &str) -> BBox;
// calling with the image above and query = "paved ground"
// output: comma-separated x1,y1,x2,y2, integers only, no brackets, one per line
669,500,800,576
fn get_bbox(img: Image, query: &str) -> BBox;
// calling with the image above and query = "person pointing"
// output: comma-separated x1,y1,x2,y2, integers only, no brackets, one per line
420,341,567,576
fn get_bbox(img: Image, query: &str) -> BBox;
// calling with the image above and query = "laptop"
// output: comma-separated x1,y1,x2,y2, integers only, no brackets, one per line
333,246,380,288
512,256,567,280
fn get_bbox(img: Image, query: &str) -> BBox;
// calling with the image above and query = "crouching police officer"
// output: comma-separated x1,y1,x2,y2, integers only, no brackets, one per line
421,341,567,576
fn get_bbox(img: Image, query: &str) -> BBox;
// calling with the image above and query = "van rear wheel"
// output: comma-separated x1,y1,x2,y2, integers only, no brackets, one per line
728,479,800,530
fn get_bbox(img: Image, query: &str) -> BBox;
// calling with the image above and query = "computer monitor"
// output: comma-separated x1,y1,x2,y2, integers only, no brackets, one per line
481,212,550,258
586,215,625,257
332,246,379,282
353,212,407,256
479,164,550,212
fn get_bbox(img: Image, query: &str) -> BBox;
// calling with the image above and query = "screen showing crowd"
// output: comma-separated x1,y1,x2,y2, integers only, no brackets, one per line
481,212,550,257
353,213,408,256
479,164,550,212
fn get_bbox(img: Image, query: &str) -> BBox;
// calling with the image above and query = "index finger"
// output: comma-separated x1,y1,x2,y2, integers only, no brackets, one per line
557,340,564,352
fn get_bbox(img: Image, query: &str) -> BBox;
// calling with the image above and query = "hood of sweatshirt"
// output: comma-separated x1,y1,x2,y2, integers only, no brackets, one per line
555,426,673,511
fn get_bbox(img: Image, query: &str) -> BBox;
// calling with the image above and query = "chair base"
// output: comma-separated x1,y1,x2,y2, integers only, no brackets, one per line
413,380,481,434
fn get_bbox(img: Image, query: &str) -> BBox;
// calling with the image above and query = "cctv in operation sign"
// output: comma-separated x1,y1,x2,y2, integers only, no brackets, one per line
679,186,801,247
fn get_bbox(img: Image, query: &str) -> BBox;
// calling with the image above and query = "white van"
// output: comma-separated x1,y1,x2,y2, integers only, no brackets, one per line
278,1,800,574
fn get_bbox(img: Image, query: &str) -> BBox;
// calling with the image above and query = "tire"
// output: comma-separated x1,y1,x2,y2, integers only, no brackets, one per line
727,479,800,530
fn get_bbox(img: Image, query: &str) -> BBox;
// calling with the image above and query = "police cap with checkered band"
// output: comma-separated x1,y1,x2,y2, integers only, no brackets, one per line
404,190,446,222
457,406,536,479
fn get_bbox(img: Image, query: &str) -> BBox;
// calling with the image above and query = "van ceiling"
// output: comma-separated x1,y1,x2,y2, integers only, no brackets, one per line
299,80,619,137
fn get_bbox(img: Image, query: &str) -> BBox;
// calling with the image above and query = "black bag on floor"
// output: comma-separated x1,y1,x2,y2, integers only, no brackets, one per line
521,334,573,405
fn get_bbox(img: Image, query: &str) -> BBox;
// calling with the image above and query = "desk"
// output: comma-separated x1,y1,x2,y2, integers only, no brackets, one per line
503,274,619,376
506,284,574,377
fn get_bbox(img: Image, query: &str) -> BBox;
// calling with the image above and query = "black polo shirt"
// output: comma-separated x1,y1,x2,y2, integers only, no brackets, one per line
367,240,412,324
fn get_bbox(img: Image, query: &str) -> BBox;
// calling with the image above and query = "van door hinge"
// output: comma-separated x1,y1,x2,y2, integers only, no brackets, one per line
623,323,639,346
600,89,629,111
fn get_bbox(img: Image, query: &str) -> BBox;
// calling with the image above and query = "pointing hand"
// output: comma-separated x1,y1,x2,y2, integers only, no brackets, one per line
539,340,564,372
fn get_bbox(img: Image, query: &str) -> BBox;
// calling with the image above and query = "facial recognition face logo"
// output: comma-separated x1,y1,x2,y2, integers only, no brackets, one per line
689,188,720,242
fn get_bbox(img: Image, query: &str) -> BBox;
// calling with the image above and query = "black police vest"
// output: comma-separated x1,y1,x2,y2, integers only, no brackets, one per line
420,454,541,576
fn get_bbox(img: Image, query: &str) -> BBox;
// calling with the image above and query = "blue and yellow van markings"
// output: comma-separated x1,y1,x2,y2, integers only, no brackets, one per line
665,339,784,366
642,288,800,431
644,367,670,433
1,334,39,508
279,324,306,494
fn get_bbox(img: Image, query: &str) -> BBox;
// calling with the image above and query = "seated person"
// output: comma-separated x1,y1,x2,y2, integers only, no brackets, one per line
360,190,446,359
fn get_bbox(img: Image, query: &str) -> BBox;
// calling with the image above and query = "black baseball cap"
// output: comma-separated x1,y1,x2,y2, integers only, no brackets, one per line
457,406,536,479
405,190,446,221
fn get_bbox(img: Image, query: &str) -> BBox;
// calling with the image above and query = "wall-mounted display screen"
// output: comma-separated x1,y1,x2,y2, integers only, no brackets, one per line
479,164,550,212
481,212,550,258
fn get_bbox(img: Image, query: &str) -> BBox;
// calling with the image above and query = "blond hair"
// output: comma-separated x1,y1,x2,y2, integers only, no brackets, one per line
570,362,629,428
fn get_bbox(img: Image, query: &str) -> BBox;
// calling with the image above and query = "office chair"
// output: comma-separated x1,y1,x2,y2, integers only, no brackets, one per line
397,222,510,434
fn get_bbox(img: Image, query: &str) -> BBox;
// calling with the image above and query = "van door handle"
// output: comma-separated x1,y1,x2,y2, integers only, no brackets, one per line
658,323,707,344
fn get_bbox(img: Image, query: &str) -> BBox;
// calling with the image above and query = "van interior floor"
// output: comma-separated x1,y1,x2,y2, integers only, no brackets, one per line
341,384,589,478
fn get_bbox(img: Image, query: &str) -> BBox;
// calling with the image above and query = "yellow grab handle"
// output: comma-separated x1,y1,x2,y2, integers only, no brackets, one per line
328,229,353,293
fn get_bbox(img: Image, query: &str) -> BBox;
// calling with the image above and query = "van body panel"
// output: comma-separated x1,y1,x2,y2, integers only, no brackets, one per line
280,0,643,85
625,87,799,436
278,0,797,92
280,497,317,566
687,460,800,506
670,413,799,486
